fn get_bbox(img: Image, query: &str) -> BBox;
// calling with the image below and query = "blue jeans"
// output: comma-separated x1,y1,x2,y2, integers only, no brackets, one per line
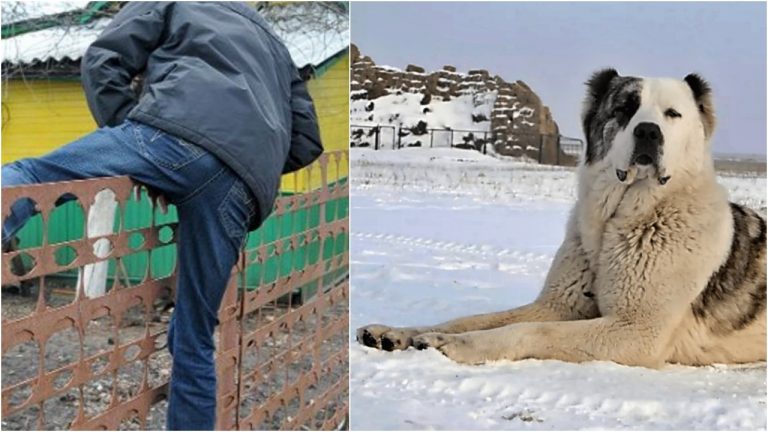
2,120,256,430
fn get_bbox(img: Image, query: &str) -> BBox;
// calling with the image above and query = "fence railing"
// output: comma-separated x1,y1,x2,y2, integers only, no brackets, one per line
350,125,584,165
424,128,491,153
1,151,349,430
349,125,396,150
558,135,584,158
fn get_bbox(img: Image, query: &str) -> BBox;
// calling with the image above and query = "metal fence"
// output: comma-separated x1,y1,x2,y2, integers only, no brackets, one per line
558,135,584,159
1,151,349,430
350,125,584,165
350,125,491,153
425,129,491,153
495,133,583,166
349,125,396,150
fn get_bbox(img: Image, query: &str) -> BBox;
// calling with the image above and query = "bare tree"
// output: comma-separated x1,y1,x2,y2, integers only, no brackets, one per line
256,2,349,68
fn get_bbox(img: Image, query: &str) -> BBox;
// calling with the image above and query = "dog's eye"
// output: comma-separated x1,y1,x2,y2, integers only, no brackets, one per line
665,108,682,118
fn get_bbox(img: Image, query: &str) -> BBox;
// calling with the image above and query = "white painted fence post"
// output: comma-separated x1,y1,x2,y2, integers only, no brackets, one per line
77,189,117,298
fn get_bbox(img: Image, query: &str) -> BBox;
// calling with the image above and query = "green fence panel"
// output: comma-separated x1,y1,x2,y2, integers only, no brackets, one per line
13,179,348,299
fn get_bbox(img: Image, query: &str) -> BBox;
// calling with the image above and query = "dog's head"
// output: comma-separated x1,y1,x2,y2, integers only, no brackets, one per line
581,68,716,186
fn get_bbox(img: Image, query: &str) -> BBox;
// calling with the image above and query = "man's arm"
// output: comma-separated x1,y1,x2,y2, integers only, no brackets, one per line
81,2,169,127
283,71,324,174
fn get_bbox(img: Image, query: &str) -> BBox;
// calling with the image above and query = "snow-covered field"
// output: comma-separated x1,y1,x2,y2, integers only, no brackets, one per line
350,148,767,430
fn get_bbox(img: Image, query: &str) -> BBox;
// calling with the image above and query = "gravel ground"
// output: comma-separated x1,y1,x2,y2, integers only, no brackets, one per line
2,279,348,431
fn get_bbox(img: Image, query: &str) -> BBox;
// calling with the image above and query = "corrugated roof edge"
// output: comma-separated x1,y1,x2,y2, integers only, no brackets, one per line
3,3,348,72
6,49,351,82
309,47,349,79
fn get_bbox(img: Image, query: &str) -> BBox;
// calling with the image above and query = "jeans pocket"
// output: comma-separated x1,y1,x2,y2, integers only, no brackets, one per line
132,122,204,170
218,179,256,247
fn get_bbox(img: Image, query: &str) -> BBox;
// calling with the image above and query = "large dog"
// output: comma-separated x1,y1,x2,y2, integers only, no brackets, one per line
357,69,766,367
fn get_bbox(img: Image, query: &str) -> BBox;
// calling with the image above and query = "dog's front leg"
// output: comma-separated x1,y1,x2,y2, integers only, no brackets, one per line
413,317,664,368
356,299,582,351
357,231,599,351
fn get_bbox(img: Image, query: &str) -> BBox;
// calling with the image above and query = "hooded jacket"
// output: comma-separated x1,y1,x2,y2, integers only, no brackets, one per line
81,1,324,228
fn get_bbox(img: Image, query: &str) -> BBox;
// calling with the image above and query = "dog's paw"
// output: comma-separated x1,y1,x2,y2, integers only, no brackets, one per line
412,332,452,350
380,329,419,351
356,324,392,349
413,333,485,364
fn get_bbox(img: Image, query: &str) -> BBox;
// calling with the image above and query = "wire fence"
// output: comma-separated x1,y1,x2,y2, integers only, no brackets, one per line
1,151,349,430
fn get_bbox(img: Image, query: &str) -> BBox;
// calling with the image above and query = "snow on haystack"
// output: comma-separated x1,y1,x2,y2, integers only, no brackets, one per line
351,91,498,148
349,60,543,152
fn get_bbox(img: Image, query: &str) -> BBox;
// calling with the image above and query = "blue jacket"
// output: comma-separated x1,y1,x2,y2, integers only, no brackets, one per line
81,2,324,227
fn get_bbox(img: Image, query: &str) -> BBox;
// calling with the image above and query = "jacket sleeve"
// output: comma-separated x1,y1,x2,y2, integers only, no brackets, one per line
81,2,169,127
283,71,324,174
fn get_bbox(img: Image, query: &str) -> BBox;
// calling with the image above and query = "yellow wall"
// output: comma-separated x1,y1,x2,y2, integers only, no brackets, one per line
1,80,97,164
281,53,350,193
1,52,349,193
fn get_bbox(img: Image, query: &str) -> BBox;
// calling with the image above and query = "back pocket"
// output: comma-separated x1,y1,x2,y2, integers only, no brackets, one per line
218,179,256,245
133,122,205,170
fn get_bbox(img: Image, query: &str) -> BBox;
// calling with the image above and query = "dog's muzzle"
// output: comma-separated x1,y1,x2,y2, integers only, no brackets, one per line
614,122,671,185
632,122,662,166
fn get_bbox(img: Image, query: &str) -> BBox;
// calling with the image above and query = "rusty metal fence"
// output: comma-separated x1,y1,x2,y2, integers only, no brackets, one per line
1,151,349,430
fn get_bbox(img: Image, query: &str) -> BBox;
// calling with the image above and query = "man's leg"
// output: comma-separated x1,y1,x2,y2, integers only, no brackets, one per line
165,172,254,430
1,120,251,429
1,158,91,243
2,121,219,243
1,126,136,243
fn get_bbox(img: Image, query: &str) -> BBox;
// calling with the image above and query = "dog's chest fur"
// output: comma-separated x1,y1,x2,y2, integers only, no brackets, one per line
576,171,765,337
576,172,734,317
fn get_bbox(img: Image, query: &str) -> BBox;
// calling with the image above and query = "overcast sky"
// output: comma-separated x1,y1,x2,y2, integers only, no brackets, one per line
351,2,766,157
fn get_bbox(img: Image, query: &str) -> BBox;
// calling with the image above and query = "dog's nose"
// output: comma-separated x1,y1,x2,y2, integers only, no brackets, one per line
633,122,662,166
633,122,662,144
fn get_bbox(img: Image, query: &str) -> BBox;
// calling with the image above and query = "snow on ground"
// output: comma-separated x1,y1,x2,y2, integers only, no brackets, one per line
350,148,767,430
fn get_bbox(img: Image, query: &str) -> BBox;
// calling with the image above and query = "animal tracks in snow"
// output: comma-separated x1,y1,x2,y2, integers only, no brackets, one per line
352,231,552,277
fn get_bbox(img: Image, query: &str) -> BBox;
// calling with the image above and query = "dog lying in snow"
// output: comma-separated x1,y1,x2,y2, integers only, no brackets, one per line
357,69,766,367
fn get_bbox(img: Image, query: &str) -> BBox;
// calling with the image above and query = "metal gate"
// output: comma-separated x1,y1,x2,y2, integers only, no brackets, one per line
427,128,489,152
558,135,584,159
349,125,396,150
1,151,349,430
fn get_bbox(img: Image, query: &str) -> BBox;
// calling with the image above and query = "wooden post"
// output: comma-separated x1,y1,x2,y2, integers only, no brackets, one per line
538,134,543,164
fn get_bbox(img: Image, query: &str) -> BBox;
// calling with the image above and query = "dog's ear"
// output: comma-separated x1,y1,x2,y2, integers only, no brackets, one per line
586,68,619,107
684,73,711,101
684,73,716,138
581,68,619,163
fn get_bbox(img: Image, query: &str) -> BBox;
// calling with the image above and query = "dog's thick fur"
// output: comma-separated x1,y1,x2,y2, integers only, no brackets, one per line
357,69,766,367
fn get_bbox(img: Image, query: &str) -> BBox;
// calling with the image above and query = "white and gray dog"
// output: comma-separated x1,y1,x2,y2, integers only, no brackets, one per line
357,69,766,367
